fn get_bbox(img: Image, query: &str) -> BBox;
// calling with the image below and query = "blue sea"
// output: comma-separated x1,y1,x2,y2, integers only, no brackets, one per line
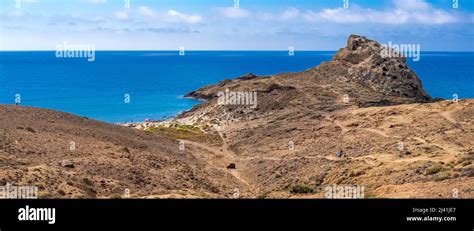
0,51,473,123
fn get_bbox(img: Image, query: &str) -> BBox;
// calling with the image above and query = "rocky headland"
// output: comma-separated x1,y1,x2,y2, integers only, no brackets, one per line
1,35,472,198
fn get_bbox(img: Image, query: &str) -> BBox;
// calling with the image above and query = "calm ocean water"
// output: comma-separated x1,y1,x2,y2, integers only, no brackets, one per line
0,51,472,123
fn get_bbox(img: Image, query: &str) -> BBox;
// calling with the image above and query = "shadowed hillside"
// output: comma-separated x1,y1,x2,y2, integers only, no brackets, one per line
0,106,251,198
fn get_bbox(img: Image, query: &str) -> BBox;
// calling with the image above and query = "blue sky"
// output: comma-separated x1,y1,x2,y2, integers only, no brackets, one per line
0,0,473,50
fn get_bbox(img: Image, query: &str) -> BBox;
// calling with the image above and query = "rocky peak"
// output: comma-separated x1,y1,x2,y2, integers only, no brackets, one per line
347,34,373,51
185,34,433,122
320,34,431,102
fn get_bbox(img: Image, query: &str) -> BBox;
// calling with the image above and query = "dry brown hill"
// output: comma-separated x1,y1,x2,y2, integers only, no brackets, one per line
1,35,472,198
0,106,250,198
177,35,473,198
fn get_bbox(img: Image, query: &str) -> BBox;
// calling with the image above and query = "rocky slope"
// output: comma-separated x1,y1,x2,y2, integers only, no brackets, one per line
1,35,472,198
0,106,250,198
183,35,432,125
178,35,473,198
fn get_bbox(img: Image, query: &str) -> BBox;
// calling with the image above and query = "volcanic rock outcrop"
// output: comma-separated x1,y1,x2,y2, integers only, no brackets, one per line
325,35,431,103
181,35,432,123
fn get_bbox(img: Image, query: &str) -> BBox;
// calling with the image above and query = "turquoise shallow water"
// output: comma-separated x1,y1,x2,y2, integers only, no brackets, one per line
0,51,472,123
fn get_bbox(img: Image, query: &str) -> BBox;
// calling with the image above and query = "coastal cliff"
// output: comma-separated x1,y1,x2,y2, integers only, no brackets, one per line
178,35,473,198
1,35,472,198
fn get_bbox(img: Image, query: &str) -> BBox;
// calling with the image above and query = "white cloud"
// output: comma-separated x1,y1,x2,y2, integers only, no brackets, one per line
217,7,250,19
167,10,202,24
306,8,366,23
212,0,459,25
137,7,203,24
303,0,458,25
257,8,300,21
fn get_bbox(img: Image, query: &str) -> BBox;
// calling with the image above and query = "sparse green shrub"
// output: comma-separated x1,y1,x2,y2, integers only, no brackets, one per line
425,165,443,175
289,185,314,194
175,124,201,132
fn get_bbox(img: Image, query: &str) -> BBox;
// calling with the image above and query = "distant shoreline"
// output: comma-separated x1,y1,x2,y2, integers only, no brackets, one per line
2,51,473,123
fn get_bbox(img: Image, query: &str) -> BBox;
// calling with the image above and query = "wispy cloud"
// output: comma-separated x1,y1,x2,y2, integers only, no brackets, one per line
303,0,459,25
209,0,461,25
217,7,250,19
136,6,202,24
167,10,202,24
257,8,300,21
1,0,473,51
139,27,199,34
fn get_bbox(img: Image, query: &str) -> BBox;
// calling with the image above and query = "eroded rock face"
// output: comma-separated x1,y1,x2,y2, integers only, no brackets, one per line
180,35,434,124
326,34,431,101
174,33,474,199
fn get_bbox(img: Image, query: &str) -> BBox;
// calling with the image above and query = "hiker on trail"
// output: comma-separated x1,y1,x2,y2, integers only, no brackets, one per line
336,149,344,158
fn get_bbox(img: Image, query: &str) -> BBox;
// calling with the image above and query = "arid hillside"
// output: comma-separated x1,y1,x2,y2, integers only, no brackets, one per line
177,35,474,198
1,35,472,198
0,106,250,198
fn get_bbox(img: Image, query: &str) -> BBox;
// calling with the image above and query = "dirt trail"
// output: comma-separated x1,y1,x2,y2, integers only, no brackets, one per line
363,128,390,138
184,127,350,196
184,132,259,196
440,111,457,124
161,96,472,198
